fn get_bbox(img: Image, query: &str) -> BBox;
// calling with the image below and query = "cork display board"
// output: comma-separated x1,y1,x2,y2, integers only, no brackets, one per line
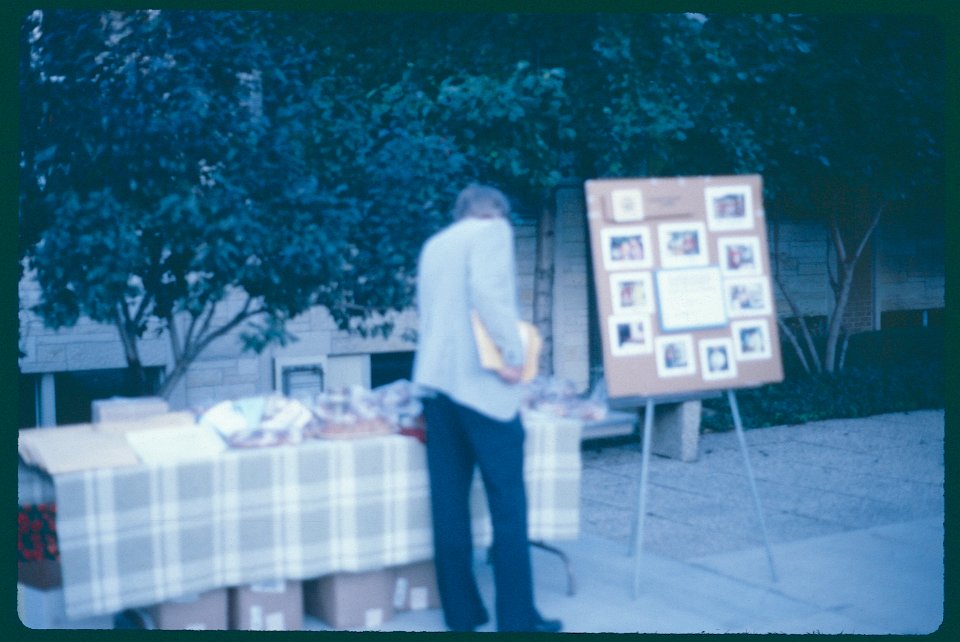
585,175,783,402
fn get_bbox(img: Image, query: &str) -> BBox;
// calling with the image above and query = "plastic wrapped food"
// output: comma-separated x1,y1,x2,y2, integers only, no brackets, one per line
305,386,394,440
520,376,608,422
199,394,315,448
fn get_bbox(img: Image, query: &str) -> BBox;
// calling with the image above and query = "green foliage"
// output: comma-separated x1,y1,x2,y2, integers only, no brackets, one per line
19,10,581,394
19,10,945,397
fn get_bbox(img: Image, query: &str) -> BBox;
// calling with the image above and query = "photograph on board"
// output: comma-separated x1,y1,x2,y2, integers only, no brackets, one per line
731,319,772,360
610,188,645,222
699,337,738,380
610,271,655,315
654,334,697,377
705,185,754,231
717,236,763,276
608,315,653,356
657,221,709,269
725,276,772,317
601,225,653,271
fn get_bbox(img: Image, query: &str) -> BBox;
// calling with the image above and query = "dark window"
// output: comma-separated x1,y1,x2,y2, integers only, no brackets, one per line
881,309,924,329
881,308,944,329
370,351,415,389
53,367,165,425
19,374,40,428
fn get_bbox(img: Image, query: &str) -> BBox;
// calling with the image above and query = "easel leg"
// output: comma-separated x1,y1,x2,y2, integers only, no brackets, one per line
631,398,656,598
727,390,779,582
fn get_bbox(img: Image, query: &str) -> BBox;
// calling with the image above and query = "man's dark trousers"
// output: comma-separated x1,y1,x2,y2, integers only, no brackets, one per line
423,393,539,632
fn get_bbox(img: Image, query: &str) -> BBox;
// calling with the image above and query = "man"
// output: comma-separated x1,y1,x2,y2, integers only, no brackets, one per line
412,184,562,633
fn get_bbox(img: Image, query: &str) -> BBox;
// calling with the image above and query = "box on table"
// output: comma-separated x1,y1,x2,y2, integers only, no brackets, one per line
304,569,395,630
91,396,169,423
140,589,228,630
392,560,441,612
18,559,62,590
18,584,114,630
229,580,303,631
18,424,142,475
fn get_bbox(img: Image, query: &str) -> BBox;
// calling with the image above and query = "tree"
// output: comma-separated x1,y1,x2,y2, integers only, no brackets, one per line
19,10,453,397
19,10,574,396
748,15,945,374
20,10,944,400
576,13,944,374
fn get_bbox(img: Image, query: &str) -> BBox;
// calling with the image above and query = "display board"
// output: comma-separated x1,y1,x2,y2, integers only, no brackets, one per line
585,175,783,402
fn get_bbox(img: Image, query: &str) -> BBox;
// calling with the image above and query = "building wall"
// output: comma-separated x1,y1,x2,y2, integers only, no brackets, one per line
18,218,540,421
538,199,945,392
767,216,945,329
17,198,943,422
550,187,592,391
875,219,946,313
766,219,835,319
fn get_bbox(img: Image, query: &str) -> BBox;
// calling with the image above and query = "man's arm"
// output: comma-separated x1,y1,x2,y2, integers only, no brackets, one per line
468,219,525,374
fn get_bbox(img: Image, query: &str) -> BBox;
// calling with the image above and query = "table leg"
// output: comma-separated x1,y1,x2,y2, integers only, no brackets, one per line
531,541,575,596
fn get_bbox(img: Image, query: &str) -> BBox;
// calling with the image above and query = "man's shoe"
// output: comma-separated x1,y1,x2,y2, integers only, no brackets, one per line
531,618,563,633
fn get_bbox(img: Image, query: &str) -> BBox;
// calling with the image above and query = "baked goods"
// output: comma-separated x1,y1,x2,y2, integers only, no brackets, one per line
306,386,393,440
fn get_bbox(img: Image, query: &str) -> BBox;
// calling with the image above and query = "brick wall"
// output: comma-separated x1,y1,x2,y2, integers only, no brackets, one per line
841,239,876,333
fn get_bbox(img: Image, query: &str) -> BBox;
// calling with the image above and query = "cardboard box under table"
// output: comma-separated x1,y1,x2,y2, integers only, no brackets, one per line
229,580,303,631
392,559,441,612
304,569,396,630
139,589,229,630
303,560,440,630
16,410,582,625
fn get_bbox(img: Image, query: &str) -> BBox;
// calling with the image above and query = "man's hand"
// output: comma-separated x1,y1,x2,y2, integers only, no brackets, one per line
497,364,524,384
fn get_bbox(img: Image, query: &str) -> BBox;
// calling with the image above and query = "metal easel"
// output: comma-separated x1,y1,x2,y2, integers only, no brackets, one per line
629,390,778,598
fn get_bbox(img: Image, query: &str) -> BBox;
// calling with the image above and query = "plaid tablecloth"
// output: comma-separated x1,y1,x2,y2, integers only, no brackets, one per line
19,460,55,505
26,410,580,619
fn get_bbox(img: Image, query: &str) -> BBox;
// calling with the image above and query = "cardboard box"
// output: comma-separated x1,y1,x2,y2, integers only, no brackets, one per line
142,589,228,630
18,584,114,629
91,396,170,423
304,569,395,630
18,424,142,475
18,559,62,590
392,560,441,612
94,411,197,435
229,580,303,631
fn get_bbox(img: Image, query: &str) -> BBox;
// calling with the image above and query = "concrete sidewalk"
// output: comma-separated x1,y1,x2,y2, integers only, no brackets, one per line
308,409,945,634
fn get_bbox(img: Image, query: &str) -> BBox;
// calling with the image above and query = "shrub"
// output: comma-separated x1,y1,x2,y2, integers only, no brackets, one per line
701,326,944,432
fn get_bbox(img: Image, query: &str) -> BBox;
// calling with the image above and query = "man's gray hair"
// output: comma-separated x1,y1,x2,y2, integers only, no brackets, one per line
453,183,511,221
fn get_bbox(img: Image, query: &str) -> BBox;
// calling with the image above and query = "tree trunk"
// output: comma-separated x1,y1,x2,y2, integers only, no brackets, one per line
156,298,268,400
822,201,883,373
114,312,150,395
157,358,191,400
532,198,556,377
823,263,854,373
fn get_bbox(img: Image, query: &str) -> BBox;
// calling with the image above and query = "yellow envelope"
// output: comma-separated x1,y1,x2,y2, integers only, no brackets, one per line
471,311,542,383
